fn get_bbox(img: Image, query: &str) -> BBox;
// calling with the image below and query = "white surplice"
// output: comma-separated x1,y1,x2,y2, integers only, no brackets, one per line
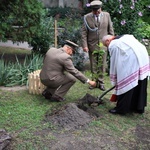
109,34,150,95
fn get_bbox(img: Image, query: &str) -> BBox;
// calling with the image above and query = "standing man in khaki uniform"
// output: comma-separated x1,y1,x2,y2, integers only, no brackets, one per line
40,40,96,102
81,0,114,91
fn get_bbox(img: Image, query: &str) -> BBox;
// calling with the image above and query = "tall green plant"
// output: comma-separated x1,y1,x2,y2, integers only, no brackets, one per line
0,54,44,87
0,56,12,86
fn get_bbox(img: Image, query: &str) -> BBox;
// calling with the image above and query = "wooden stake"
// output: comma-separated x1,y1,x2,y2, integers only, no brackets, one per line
54,19,57,48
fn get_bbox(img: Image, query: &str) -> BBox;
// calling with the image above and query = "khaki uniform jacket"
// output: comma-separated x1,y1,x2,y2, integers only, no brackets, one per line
40,47,88,83
82,11,114,52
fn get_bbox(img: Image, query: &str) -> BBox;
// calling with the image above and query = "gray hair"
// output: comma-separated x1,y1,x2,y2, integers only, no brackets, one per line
102,35,113,45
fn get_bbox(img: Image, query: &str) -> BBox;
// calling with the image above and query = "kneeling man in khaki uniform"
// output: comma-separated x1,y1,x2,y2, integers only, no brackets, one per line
40,40,96,102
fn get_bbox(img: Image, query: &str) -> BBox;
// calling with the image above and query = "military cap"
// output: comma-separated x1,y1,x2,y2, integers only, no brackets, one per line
65,40,79,52
90,0,102,9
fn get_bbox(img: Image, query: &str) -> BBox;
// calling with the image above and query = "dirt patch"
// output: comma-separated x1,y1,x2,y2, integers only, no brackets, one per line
36,130,120,150
135,125,150,146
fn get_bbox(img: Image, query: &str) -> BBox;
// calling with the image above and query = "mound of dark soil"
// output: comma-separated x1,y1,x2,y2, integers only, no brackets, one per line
46,103,97,130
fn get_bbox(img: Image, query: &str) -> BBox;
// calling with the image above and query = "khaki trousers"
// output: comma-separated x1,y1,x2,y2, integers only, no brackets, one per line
41,73,76,98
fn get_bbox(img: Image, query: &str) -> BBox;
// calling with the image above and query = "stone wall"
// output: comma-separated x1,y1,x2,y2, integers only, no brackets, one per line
41,0,80,8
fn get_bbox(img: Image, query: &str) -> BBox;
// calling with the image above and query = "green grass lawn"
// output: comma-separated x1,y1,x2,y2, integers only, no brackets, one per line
0,73,150,149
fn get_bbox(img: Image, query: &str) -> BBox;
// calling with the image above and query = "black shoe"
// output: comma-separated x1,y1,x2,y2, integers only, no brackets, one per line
96,80,106,91
99,85,106,91
51,95,65,102
42,89,47,96
89,86,95,90
89,85,106,91
109,108,118,114
42,90,52,100
109,108,125,115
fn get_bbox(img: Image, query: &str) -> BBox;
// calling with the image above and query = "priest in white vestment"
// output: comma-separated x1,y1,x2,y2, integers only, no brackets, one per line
102,34,150,115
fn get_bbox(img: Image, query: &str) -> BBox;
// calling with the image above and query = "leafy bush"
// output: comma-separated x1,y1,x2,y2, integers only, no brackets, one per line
0,0,44,42
0,1,55,55
101,0,144,39
72,47,89,71
29,16,54,54
47,7,73,19
140,0,150,24
48,6,82,44
136,19,150,39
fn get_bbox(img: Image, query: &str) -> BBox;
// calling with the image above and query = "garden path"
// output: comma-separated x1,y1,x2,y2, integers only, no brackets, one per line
0,40,32,50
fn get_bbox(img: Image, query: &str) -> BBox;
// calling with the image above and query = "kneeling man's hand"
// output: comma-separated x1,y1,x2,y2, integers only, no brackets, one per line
89,80,96,87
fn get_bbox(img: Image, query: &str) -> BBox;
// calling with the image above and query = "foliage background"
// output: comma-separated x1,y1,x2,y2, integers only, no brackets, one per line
0,0,149,54
0,0,149,85
0,1,149,148
0,0,44,42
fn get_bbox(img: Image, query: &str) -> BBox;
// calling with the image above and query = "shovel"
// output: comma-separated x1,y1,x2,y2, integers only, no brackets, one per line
78,86,115,107
96,86,115,105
